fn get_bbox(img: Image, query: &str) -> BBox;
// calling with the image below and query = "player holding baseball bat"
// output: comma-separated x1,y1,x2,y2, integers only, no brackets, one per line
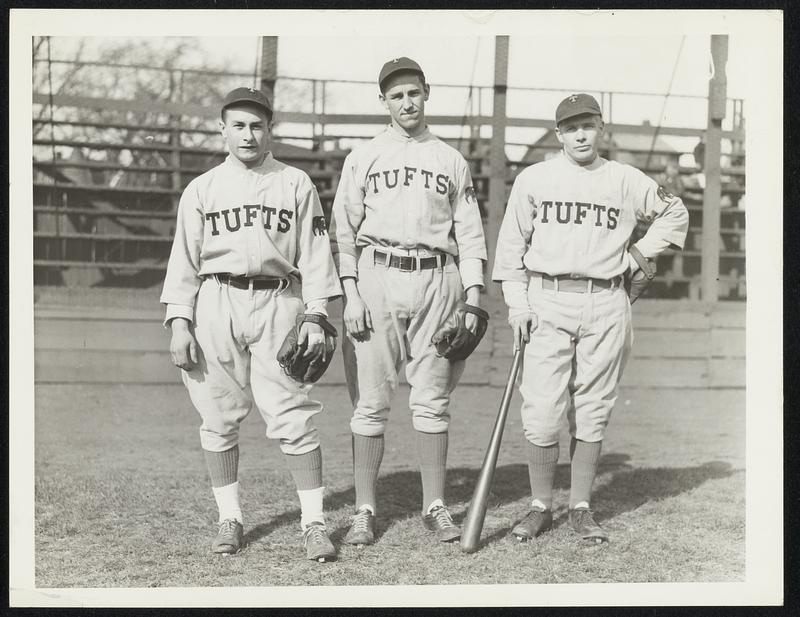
492,94,688,545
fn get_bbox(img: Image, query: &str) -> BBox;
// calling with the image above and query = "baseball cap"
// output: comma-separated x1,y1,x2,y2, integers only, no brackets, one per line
378,57,425,90
555,93,602,125
221,87,273,118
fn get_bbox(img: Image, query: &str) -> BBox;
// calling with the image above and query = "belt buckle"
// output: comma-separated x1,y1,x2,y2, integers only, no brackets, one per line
397,256,415,272
569,273,582,280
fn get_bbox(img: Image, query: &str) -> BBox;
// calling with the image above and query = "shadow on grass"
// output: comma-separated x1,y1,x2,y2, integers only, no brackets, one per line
585,460,736,524
245,452,716,545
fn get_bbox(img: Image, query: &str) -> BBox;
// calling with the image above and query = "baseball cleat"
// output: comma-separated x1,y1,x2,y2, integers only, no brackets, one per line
303,522,337,562
568,507,609,543
344,507,376,546
422,505,461,543
511,508,553,541
212,518,244,555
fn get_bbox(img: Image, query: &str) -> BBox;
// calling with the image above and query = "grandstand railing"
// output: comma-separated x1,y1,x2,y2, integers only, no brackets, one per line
32,78,745,299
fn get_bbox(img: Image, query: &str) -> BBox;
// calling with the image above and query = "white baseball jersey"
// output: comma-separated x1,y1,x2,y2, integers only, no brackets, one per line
329,125,487,289
492,154,689,285
161,153,342,321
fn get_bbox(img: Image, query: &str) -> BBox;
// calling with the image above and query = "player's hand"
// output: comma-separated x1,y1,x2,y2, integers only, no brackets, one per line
298,321,327,362
508,312,537,352
343,292,373,342
169,318,198,371
464,286,482,334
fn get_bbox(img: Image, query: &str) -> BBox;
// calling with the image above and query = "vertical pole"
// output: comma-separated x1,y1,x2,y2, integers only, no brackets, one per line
701,35,728,303
260,36,278,104
486,35,509,297
320,80,327,151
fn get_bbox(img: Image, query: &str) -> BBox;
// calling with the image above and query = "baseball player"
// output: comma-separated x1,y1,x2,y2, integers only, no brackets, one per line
160,87,342,562
492,94,689,543
329,57,488,545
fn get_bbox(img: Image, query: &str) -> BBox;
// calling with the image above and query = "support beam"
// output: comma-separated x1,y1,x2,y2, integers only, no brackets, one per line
260,36,278,104
701,35,728,303
486,35,509,297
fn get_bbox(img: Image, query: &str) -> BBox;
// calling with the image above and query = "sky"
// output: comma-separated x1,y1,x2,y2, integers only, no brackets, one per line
44,32,750,159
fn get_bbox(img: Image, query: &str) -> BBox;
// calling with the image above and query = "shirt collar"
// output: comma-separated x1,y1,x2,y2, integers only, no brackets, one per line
225,150,274,171
384,123,432,143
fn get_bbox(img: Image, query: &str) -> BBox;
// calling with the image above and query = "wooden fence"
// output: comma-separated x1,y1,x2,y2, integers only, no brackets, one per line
33,287,745,388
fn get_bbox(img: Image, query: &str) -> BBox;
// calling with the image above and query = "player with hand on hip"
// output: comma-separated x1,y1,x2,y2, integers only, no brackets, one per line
329,58,488,546
492,94,688,543
161,87,342,562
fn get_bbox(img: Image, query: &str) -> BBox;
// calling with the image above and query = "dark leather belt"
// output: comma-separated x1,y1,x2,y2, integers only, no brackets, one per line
373,250,447,271
535,272,621,293
214,274,284,290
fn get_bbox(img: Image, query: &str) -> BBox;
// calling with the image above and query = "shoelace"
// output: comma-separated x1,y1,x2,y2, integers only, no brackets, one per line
573,509,598,528
304,524,328,545
219,519,239,536
351,510,371,533
430,506,455,528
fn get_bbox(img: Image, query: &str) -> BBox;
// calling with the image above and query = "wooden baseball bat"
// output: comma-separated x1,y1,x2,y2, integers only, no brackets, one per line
460,344,525,553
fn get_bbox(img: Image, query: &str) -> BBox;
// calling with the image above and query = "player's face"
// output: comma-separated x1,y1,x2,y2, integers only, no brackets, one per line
379,74,429,137
556,114,604,166
220,105,271,167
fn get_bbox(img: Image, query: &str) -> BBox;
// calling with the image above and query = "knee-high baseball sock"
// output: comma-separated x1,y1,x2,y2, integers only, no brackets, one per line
205,446,242,523
204,445,239,487
569,438,603,508
352,434,384,514
284,447,325,530
284,447,323,490
526,442,559,510
416,430,448,514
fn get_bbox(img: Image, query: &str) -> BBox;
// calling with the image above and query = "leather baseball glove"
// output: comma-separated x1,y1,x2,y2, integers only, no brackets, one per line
431,304,490,361
625,245,657,304
277,313,338,383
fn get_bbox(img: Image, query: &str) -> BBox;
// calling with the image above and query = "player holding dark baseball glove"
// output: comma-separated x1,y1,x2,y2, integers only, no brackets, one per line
329,57,489,547
161,87,342,563
278,313,339,383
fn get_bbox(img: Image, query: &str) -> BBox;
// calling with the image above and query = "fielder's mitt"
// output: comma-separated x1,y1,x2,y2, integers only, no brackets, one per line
625,245,657,304
431,304,490,361
277,313,338,383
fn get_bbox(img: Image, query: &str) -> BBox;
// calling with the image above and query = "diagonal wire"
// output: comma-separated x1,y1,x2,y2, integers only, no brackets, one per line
644,35,686,171
456,38,482,156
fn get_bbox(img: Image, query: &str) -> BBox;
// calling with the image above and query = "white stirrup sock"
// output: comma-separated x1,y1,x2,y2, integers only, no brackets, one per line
298,486,326,530
212,481,243,524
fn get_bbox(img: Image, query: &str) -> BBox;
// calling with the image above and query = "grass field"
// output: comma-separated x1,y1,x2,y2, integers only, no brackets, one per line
34,383,745,587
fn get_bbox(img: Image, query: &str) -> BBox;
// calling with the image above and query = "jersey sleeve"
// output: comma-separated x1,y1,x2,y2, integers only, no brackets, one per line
626,168,690,259
159,179,205,323
491,171,535,284
328,152,366,280
295,174,343,303
451,158,488,289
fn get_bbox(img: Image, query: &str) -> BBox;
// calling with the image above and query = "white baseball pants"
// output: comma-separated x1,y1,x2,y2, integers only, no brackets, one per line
343,247,466,436
519,275,633,446
182,276,322,454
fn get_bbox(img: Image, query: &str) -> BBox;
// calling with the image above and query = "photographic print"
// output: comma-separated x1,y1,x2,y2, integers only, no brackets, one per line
9,8,783,608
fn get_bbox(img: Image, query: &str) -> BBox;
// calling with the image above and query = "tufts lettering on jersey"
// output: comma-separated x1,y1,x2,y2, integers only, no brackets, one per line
366,166,450,196
465,186,478,205
205,205,294,236
657,185,676,203
312,216,328,236
538,200,620,230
